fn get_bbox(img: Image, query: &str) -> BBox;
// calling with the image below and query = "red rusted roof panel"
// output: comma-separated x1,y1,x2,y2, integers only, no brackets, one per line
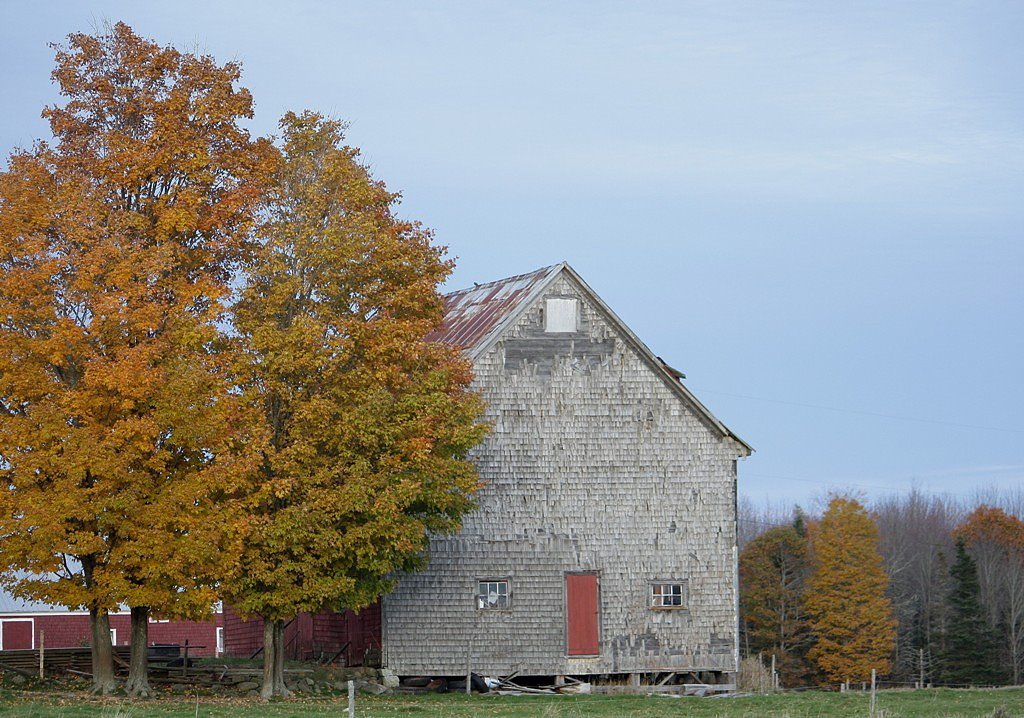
427,264,560,350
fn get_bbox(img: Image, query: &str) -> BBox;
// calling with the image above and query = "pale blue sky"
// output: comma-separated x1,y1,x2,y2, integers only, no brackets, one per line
2,1,1022,506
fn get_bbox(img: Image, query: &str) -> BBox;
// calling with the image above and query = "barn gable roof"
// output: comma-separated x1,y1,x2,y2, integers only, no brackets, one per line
426,264,562,352
431,262,752,455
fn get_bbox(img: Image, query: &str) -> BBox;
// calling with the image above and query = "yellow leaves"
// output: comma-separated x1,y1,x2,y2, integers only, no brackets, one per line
223,111,485,623
805,497,896,682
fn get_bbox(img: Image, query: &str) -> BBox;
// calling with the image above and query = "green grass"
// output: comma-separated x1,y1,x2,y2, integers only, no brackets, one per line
0,687,1022,717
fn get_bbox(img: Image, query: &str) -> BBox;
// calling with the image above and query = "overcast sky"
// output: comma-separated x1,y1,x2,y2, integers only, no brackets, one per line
2,1,1022,508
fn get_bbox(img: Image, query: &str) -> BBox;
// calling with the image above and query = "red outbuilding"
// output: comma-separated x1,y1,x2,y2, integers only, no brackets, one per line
0,590,223,656
222,603,380,665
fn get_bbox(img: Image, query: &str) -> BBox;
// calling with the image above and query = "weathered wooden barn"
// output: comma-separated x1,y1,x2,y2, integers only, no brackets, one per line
225,262,750,681
381,262,750,680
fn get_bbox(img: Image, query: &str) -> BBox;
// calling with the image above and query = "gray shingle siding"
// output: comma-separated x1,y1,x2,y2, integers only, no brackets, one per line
383,273,743,676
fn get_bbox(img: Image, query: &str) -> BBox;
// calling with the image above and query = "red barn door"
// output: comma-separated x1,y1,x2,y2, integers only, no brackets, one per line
1,620,33,650
565,573,600,656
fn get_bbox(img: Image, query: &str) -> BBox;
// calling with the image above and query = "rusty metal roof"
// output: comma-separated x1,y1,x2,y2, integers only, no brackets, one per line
427,263,563,351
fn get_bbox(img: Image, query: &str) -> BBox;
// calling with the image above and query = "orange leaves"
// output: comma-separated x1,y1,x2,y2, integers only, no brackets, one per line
739,522,810,666
0,22,272,623
956,505,1024,551
2,24,485,682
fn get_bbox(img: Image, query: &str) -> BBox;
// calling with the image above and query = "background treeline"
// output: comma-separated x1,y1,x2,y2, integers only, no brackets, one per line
739,488,1024,688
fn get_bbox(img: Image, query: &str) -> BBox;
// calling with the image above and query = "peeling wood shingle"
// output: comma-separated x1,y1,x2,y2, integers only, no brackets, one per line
383,265,745,677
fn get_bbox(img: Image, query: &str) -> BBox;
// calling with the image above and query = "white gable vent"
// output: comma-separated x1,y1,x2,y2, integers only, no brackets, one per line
544,297,578,333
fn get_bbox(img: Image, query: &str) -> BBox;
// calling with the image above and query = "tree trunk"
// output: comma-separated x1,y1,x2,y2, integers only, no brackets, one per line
274,620,288,694
125,606,151,697
260,618,291,699
89,607,117,695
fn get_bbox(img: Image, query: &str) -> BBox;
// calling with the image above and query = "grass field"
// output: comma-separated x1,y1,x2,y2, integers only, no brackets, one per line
0,688,1023,717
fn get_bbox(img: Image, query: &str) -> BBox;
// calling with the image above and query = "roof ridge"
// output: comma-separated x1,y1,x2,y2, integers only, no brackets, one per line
443,262,563,298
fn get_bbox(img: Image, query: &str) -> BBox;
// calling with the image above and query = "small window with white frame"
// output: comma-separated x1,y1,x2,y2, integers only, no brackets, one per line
477,579,511,610
650,581,687,609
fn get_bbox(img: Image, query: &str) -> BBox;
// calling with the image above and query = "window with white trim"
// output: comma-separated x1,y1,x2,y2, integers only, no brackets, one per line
650,581,687,609
477,579,511,609
110,628,118,645
216,627,224,656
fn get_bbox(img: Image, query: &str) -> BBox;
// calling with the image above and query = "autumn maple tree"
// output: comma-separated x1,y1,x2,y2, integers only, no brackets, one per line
224,111,486,698
805,496,896,684
739,515,813,685
0,23,272,694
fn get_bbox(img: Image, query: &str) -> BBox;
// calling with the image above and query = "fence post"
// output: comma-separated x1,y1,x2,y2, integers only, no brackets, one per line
869,668,876,718
38,631,44,679
347,679,355,718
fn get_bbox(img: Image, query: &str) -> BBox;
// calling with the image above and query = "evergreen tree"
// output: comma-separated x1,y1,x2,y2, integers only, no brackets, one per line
940,537,1004,685
956,506,1024,684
